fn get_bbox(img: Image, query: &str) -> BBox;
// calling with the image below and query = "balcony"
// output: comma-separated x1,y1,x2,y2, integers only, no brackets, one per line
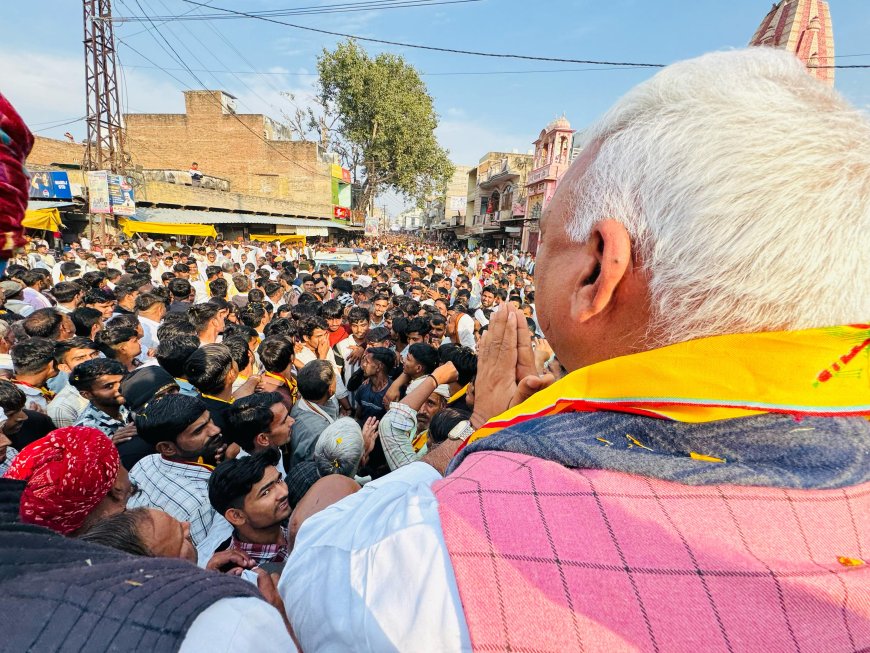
527,161,567,185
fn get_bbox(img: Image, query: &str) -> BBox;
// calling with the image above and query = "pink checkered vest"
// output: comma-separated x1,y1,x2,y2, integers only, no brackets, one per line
434,451,870,652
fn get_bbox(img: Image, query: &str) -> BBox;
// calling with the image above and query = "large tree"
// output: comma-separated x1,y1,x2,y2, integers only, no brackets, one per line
310,40,454,214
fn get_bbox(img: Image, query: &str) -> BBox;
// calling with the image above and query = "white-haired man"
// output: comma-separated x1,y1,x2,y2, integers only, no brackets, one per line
280,49,870,652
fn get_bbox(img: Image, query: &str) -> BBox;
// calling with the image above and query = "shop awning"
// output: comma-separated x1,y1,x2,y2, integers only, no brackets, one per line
249,234,307,245
23,207,62,231
118,218,217,238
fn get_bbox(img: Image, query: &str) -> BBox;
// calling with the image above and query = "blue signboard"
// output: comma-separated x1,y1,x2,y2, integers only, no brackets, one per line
29,171,73,200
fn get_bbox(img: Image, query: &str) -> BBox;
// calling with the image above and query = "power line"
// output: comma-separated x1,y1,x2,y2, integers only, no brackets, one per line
32,117,88,133
115,13,333,182
120,62,645,77
114,0,481,22
181,0,667,68
178,0,870,70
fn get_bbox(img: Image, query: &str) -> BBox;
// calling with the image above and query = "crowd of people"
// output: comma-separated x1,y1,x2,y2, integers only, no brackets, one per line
1,47,868,652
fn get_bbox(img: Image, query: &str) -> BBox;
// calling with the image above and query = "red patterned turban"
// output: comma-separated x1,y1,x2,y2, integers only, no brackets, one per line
3,427,120,535
0,92,31,258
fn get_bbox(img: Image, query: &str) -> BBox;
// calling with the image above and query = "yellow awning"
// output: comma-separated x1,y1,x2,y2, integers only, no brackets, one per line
23,208,62,231
249,233,307,245
119,218,217,238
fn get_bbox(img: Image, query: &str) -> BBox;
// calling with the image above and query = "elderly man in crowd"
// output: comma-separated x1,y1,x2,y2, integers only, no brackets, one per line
280,49,870,652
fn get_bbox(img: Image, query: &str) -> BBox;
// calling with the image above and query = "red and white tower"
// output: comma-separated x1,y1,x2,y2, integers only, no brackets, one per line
750,0,835,85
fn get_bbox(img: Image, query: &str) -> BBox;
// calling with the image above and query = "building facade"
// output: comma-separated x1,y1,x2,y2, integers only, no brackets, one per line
524,116,576,254
25,90,360,241
426,164,471,240
749,0,834,85
463,151,533,250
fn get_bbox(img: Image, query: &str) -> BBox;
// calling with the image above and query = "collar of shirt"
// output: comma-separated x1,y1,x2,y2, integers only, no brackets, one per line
230,526,289,565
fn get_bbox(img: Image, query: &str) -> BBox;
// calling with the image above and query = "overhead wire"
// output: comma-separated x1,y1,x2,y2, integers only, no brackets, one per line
115,4,334,181
176,0,870,70
114,0,482,22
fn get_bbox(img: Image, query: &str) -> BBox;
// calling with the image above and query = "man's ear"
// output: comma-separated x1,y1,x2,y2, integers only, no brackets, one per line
254,432,271,449
225,508,246,528
155,441,178,457
571,219,633,323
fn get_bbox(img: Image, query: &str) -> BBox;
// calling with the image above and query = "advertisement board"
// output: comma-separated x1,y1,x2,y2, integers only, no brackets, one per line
108,174,136,216
87,171,111,214
29,171,73,200
333,206,351,220
364,216,379,237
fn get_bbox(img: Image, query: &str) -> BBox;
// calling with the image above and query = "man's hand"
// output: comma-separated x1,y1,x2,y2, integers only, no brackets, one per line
346,345,366,365
360,416,379,465
112,423,137,445
315,337,330,360
469,304,554,429
433,361,459,387
206,549,256,574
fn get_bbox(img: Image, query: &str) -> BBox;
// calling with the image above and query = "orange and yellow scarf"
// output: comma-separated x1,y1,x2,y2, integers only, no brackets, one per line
468,325,870,446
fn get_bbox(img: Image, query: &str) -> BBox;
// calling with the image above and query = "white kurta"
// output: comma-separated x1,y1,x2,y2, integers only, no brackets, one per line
279,462,470,652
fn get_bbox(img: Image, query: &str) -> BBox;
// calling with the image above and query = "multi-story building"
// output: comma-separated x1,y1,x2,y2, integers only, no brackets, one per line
26,89,359,241
425,164,471,241
463,151,533,250
749,0,834,85
524,116,577,254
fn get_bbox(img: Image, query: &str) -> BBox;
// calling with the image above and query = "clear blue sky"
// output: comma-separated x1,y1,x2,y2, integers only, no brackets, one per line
3,0,869,214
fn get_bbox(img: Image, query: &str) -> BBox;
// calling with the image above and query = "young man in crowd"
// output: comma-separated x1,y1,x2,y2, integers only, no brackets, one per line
47,337,99,427
188,302,225,345
10,337,58,413
127,393,232,557
257,336,298,409
288,360,339,468
22,308,75,341
184,344,241,433
208,448,292,565
51,281,83,314
334,305,370,390
155,335,200,397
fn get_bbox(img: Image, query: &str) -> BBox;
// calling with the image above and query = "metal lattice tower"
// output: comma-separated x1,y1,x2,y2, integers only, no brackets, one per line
82,0,128,173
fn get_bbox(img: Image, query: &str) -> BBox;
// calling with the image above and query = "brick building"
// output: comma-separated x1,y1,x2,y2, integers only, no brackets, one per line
26,90,358,240
750,0,834,85
125,90,333,217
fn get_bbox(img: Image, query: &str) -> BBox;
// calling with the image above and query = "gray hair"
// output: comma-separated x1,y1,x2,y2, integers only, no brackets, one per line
313,417,364,478
563,48,870,345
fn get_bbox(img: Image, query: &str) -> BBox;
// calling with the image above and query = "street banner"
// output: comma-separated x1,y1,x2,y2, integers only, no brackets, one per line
87,171,111,213
364,216,379,237
108,174,136,216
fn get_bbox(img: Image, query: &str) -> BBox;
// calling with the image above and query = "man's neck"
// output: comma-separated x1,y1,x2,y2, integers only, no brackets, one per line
369,370,389,390
211,383,234,401
236,522,284,546
95,402,122,420
308,395,330,408
199,328,217,344
15,372,47,387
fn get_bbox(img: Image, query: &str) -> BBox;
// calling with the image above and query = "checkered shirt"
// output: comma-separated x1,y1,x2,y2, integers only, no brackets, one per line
230,527,289,565
127,454,224,547
73,403,130,437
435,451,870,652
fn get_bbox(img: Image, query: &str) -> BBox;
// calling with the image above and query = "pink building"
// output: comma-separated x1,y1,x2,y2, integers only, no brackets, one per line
523,116,576,254
749,0,834,86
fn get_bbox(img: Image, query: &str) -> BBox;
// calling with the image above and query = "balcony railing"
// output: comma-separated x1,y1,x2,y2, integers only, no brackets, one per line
142,169,231,192
527,162,566,185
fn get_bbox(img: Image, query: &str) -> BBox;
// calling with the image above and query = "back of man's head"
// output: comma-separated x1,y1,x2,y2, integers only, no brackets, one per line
297,359,334,402
567,48,870,345
23,309,64,339
12,337,56,375
135,393,207,447
408,342,438,375
184,343,234,394
225,392,282,454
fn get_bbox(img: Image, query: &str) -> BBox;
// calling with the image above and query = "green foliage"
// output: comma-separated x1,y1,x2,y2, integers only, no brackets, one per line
316,40,454,212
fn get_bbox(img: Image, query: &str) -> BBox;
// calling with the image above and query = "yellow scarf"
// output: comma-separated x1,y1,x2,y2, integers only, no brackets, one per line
468,325,870,446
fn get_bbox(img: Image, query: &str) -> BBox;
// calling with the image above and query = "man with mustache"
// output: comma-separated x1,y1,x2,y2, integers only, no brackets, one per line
208,448,292,565
128,393,232,557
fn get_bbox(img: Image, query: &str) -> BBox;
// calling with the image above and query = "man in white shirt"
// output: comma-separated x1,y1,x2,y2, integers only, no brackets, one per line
136,292,166,364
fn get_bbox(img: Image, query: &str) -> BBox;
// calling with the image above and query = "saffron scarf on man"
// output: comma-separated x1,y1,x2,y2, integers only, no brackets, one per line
469,324,870,445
